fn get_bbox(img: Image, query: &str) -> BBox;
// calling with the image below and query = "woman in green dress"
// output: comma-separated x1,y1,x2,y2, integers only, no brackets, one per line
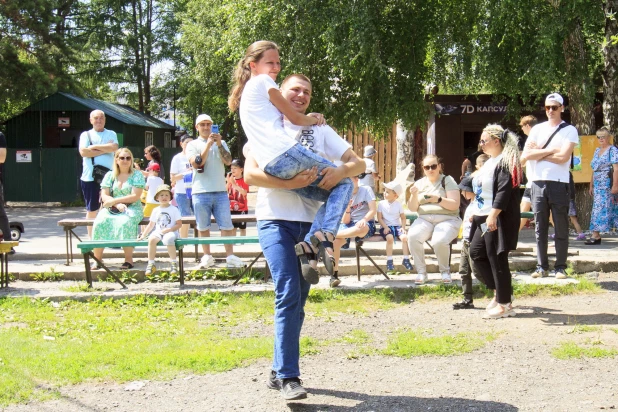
92,148,145,269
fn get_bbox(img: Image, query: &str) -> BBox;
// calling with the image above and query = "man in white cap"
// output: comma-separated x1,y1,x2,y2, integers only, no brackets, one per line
521,93,579,279
359,144,380,193
186,114,244,269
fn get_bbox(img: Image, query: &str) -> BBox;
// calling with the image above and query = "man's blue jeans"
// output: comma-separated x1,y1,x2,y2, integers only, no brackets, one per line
265,143,353,243
258,219,312,379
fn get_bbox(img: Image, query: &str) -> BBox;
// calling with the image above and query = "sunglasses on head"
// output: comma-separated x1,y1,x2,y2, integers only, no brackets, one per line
118,156,132,161
423,164,438,171
545,105,562,111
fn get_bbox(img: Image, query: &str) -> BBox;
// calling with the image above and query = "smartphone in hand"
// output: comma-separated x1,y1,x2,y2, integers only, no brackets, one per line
211,124,219,134
480,222,488,236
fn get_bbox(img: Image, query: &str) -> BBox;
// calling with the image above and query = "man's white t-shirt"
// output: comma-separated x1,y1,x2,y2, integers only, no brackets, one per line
239,74,297,169
526,121,579,183
256,123,351,222
146,176,164,204
378,199,404,227
185,137,229,193
169,152,191,194
150,205,182,236
359,158,376,189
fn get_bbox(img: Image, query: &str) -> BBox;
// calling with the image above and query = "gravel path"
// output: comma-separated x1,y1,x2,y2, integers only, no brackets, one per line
6,274,618,412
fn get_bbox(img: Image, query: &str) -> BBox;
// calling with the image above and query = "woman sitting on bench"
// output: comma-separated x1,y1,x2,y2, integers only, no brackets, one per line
91,148,145,270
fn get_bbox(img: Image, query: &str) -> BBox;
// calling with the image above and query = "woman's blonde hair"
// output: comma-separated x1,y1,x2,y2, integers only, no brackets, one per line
482,124,522,186
112,148,135,178
228,41,280,112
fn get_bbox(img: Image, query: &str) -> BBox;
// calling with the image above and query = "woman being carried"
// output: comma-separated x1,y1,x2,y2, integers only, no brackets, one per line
229,40,352,283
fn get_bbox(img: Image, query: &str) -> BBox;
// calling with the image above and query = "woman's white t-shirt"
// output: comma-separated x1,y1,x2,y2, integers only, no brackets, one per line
169,152,191,194
472,154,502,216
239,74,297,169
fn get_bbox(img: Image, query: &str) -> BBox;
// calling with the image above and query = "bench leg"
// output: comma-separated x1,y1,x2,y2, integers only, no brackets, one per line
358,246,390,280
83,253,93,288
356,244,362,281
89,253,127,289
232,252,263,286
65,229,71,266
179,247,185,286
193,226,199,263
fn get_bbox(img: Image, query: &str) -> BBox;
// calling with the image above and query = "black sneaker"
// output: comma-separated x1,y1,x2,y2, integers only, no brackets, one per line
329,276,341,288
267,370,281,390
452,299,475,310
341,238,351,249
280,377,307,400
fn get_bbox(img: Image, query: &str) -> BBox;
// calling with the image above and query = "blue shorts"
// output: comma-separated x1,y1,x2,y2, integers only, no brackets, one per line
192,191,233,231
379,225,403,242
175,193,193,217
338,220,376,239
81,180,101,212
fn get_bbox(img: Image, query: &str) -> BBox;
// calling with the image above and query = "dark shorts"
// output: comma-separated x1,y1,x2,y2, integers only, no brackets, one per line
81,180,101,212
231,210,248,229
338,220,376,239
379,225,403,242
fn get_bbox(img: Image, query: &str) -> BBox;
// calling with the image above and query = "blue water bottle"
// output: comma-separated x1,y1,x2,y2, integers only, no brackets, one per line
183,171,193,199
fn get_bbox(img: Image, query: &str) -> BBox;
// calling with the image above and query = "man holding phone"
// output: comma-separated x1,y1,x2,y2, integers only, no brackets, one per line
186,114,243,269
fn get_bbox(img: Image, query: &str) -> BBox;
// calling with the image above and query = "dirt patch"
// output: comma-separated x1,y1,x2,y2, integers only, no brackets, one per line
6,274,618,411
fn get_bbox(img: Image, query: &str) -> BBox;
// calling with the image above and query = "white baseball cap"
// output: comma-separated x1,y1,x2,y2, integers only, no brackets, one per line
383,181,403,197
364,145,376,157
195,114,213,126
545,93,564,106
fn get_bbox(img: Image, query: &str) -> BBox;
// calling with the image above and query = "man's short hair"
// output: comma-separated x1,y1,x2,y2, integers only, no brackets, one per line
520,115,538,127
90,110,105,119
281,73,312,89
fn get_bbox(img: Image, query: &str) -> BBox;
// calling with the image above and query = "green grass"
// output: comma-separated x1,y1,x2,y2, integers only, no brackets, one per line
552,342,618,359
567,324,601,334
382,328,498,357
61,283,107,293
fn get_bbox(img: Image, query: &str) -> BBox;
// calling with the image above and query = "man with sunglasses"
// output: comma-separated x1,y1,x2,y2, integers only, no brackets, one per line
521,93,579,279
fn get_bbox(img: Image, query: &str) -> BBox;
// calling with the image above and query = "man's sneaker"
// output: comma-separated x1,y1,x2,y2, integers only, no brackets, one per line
386,260,395,271
199,254,215,269
266,370,280,390
170,261,178,275
329,276,341,288
441,271,452,284
552,268,568,279
226,254,245,268
402,258,413,271
415,273,427,284
280,377,307,400
146,262,156,276
531,267,548,278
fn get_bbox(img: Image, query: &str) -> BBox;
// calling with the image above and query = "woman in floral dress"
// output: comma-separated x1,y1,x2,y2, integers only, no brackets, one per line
92,148,145,269
587,127,618,245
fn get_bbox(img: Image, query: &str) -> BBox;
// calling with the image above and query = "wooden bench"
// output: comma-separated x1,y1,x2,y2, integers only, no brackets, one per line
77,235,264,288
59,214,257,265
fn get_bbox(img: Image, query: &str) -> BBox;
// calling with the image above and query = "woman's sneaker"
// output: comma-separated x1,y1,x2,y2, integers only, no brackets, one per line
199,254,215,269
415,273,427,284
441,271,452,284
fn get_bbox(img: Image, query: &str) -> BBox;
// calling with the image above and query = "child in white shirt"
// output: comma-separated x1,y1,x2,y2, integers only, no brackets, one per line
138,184,182,275
376,181,413,272
143,163,164,218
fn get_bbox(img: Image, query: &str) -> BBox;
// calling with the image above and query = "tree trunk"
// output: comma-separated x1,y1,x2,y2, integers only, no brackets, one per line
602,0,618,134
563,17,596,135
131,0,144,112
395,122,414,172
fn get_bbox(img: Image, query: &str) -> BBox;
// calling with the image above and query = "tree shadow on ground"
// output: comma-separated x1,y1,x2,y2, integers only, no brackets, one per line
287,388,518,411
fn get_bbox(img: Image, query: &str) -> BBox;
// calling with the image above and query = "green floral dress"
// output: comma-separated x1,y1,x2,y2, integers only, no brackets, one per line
92,170,145,240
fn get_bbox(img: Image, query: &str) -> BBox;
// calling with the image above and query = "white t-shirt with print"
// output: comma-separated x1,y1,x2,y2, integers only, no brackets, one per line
239,74,297,169
378,199,404,227
526,121,579,183
255,124,352,222
146,176,164,204
348,186,376,222
359,158,377,189
472,154,502,216
150,205,182,237
170,152,191,194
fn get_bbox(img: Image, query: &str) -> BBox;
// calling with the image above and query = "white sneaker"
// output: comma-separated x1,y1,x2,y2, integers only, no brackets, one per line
415,273,428,284
441,271,452,284
226,254,245,268
199,254,215,269
170,261,178,275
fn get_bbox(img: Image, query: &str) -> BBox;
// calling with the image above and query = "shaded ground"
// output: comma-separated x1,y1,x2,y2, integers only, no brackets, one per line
4,273,618,411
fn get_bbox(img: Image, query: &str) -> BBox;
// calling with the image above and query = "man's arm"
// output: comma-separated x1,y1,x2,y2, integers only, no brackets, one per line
244,154,318,189
460,158,470,179
215,137,232,166
540,142,577,164
88,142,118,154
0,148,6,164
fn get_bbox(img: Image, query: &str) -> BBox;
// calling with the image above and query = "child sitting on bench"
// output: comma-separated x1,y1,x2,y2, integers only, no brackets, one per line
138,184,182,275
377,181,413,272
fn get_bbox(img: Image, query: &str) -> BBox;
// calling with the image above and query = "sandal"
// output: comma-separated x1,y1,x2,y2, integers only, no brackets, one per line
120,262,134,270
310,234,335,277
90,262,102,270
295,242,319,285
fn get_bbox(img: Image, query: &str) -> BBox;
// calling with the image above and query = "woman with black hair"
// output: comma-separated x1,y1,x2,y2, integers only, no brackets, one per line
469,124,522,319
138,145,166,182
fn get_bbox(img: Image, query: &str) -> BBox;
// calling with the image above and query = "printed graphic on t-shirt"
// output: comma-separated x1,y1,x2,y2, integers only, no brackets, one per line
298,128,316,152
155,212,173,231
350,201,368,213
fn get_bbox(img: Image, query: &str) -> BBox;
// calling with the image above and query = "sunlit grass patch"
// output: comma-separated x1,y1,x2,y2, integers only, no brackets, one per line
513,277,601,297
567,324,602,334
382,328,498,357
552,342,618,359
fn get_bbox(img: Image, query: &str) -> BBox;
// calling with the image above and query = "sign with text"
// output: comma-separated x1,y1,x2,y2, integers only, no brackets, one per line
435,103,507,115
58,117,70,127
16,151,32,163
